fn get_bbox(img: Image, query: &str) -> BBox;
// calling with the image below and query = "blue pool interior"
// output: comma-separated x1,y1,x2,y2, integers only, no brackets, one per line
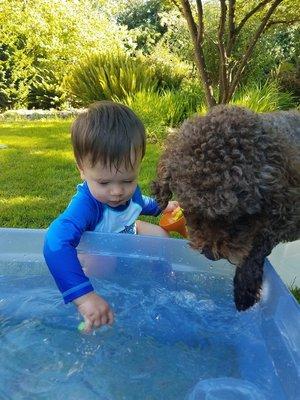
0,228,299,400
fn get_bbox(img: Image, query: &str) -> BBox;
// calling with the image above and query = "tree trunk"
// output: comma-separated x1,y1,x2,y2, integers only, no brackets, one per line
180,0,217,108
177,0,285,107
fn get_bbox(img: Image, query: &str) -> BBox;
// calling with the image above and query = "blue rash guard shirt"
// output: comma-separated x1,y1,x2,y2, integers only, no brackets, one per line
43,182,161,303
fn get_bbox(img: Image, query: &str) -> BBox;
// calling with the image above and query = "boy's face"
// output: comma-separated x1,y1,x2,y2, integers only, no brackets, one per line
79,160,140,207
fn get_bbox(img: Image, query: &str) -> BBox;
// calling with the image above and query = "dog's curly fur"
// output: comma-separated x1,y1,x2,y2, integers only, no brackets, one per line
153,105,300,311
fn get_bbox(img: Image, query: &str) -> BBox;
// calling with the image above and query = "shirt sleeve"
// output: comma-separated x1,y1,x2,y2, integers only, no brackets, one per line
43,188,99,303
140,194,162,216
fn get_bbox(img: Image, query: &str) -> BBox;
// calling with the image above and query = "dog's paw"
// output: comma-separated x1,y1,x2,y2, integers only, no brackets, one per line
234,288,261,311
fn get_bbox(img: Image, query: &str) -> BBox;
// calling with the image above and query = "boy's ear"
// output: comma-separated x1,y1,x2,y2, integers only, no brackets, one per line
76,164,85,180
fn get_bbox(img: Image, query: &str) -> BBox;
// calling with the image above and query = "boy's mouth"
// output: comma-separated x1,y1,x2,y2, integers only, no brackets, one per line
109,200,125,207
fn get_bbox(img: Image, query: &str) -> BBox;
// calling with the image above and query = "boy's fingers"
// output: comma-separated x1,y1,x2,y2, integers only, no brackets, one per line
108,310,114,325
83,316,93,333
100,315,108,326
93,318,102,328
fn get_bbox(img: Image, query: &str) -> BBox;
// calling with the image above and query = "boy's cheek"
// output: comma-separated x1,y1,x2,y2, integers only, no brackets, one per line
89,183,104,198
129,183,138,196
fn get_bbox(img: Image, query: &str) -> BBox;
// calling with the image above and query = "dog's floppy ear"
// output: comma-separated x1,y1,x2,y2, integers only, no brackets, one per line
152,156,173,210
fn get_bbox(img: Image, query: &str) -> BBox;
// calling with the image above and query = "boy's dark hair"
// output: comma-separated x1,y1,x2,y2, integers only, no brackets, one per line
71,101,146,170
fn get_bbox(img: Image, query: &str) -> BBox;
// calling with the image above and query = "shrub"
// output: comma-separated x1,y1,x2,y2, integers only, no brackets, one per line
63,52,159,106
27,69,64,110
0,44,29,110
162,80,205,126
142,53,187,91
198,80,295,114
63,51,187,106
122,91,166,139
275,63,300,103
122,82,204,140
232,80,295,112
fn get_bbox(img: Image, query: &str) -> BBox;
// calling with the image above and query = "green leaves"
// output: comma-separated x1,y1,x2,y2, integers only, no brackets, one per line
63,51,185,107
0,0,128,110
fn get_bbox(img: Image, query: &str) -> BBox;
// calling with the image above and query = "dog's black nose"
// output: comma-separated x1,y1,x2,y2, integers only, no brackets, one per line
202,246,217,260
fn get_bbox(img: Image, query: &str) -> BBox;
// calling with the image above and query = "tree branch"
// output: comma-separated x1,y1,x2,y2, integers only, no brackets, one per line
266,18,300,28
226,0,236,56
196,0,204,42
235,0,272,36
181,0,198,39
228,0,236,43
228,0,284,101
180,0,216,108
218,0,228,103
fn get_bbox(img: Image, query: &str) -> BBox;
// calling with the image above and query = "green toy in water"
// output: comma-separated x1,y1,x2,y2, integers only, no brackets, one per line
77,321,86,332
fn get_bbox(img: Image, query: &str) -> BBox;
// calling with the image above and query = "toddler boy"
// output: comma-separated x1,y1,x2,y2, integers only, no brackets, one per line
43,101,178,332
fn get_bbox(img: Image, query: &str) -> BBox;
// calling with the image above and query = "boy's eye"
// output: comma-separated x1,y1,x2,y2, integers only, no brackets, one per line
124,180,133,183
98,181,109,185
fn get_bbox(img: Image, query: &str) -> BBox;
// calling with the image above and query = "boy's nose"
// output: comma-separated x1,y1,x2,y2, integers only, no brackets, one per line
110,185,123,196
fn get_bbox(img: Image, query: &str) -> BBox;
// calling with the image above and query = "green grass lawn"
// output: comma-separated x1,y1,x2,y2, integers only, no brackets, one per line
0,119,161,228
0,119,299,302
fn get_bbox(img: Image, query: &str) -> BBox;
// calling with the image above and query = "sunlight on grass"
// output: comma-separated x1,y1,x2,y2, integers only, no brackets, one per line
0,120,72,130
0,195,44,206
35,149,74,161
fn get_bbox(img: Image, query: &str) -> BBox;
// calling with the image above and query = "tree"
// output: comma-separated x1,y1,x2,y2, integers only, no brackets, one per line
171,0,300,108
0,0,129,109
116,0,171,54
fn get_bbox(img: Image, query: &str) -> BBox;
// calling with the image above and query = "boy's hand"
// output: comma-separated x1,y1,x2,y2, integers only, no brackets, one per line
74,292,114,333
163,200,180,214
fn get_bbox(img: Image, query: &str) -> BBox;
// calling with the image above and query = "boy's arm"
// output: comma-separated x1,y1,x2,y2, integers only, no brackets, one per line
43,191,98,303
140,193,162,216
135,186,178,216
136,188,179,216
132,186,162,216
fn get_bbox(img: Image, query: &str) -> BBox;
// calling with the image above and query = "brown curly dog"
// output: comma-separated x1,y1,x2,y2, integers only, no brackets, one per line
153,105,300,311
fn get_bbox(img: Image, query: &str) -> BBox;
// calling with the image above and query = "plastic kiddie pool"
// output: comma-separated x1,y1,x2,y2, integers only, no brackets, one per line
0,228,299,400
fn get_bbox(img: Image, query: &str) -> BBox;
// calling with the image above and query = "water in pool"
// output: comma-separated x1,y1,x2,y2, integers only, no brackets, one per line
0,256,287,399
